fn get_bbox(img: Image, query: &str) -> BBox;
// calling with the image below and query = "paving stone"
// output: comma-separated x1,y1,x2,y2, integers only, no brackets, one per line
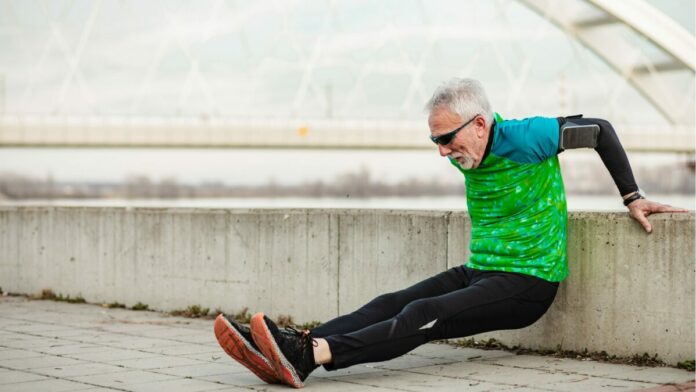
141,328,204,339
177,351,227,363
30,328,103,339
0,354,87,370
66,333,133,345
542,375,660,391
65,347,159,362
4,323,77,334
198,370,275,386
99,337,184,350
482,355,695,385
96,324,175,336
108,355,207,370
124,377,232,392
312,363,386,379
168,332,219,345
287,377,406,391
0,321,33,329
409,360,580,388
609,367,695,384
0,335,67,349
139,342,219,356
465,364,590,387
0,368,49,384
481,354,640,376
70,369,179,387
152,362,242,378
371,353,460,370
0,348,46,360
33,362,130,378
34,343,109,356
1,378,95,392
635,381,696,391
329,369,509,391
414,343,516,362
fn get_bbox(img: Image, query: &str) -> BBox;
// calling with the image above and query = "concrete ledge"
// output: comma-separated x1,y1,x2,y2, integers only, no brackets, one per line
0,206,693,363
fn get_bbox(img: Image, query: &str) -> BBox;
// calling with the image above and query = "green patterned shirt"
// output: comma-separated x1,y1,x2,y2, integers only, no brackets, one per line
450,114,568,282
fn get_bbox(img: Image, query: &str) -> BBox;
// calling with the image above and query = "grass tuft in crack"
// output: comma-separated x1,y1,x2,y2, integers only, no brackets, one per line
451,338,668,367
170,305,210,318
131,302,149,311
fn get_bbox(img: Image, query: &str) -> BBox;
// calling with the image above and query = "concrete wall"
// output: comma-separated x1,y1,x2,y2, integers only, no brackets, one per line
0,206,693,363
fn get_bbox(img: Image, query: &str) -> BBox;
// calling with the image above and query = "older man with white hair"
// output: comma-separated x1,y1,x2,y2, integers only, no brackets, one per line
214,78,685,388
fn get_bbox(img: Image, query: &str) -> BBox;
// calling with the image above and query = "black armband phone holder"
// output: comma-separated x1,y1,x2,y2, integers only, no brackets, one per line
559,121,600,152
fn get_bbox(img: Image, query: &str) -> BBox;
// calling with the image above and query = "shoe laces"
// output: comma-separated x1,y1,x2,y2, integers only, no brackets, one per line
283,326,318,348
282,326,318,374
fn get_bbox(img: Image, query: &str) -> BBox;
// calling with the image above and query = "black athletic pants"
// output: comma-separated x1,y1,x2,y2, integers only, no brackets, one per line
310,265,559,370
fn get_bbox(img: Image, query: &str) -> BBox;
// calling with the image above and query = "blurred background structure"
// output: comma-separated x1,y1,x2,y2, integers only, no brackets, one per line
0,0,694,209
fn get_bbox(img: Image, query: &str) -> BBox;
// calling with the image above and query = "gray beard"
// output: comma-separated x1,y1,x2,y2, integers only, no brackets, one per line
454,155,476,169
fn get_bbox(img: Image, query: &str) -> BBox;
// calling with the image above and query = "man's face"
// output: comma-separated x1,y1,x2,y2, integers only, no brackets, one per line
428,106,487,169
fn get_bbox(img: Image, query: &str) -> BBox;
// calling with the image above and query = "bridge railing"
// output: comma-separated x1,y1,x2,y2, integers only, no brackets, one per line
0,115,693,152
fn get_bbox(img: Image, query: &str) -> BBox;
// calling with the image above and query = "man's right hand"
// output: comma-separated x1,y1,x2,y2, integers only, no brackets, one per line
626,198,689,233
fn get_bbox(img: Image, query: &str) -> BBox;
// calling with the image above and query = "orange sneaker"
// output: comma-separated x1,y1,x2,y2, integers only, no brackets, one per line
250,312,318,388
213,314,280,384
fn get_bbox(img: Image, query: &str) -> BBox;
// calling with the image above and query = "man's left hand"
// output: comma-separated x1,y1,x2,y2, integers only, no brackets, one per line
627,198,689,233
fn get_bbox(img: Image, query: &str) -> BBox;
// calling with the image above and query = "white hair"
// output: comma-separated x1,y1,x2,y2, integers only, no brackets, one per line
425,78,493,124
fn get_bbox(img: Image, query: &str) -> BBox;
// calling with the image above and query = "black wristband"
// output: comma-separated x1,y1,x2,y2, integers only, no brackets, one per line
623,192,644,206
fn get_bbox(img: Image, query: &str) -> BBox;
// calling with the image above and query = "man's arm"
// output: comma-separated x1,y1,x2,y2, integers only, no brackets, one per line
557,116,688,233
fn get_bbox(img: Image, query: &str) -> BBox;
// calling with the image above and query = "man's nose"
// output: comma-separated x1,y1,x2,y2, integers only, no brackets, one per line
438,144,451,157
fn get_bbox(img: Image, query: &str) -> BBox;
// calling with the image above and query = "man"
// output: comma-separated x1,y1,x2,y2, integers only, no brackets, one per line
213,78,686,388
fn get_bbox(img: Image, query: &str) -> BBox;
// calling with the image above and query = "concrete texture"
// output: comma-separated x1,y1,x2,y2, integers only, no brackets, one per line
0,296,693,391
0,206,693,364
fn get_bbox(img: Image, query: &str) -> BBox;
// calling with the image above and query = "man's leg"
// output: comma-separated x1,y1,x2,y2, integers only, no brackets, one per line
311,265,473,338
321,269,559,370
248,265,475,386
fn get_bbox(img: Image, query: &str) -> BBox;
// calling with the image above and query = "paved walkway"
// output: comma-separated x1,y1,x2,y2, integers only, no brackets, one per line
0,297,693,392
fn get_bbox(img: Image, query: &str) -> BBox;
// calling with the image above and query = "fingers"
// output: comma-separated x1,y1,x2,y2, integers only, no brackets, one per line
646,201,690,213
639,216,652,233
633,211,652,233
629,200,691,233
656,204,689,213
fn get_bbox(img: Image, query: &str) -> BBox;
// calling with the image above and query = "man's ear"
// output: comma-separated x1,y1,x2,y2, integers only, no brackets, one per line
474,116,487,138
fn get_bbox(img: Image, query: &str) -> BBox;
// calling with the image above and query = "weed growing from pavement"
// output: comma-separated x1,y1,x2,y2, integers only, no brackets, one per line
450,338,669,368
131,302,149,311
33,289,85,303
170,305,210,318
102,302,126,309
60,294,86,303
297,320,322,330
36,288,57,300
677,360,695,371
276,314,294,327
232,307,252,323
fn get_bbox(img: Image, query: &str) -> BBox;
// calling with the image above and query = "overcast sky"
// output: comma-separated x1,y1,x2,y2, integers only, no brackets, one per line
0,0,693,185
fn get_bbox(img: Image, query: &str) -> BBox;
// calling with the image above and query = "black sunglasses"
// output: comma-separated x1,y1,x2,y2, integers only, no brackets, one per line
430,114,480,146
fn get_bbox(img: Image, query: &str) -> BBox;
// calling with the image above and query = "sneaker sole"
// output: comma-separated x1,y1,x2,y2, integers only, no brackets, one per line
213,314,280,384
250,312,305,388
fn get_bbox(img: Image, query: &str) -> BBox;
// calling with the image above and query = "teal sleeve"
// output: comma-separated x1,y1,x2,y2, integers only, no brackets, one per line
491,117,560,164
